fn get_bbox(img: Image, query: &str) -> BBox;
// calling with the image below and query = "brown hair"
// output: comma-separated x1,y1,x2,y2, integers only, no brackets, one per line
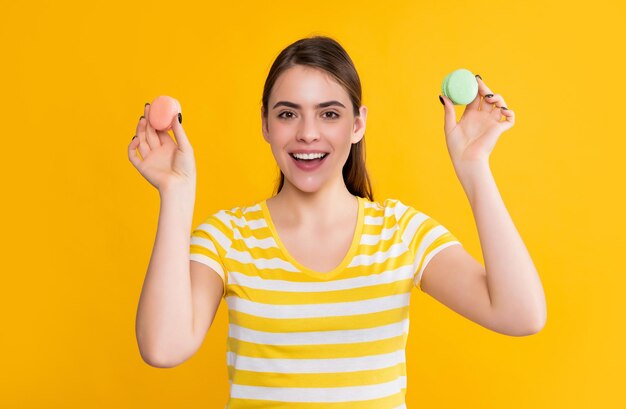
261,35,374,201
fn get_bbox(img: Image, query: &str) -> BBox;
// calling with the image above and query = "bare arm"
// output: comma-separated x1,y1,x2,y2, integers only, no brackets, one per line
436,76,546,335
130,103,224,366
135,184,208,367
463,163,546,333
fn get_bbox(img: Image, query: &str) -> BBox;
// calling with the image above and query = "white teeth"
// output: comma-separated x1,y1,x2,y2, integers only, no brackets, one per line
291,152,327,160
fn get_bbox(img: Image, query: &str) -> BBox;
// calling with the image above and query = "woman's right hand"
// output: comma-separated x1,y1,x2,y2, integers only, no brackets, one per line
128,103,196,192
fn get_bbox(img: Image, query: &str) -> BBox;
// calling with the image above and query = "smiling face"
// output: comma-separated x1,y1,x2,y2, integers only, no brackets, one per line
261,64,367,195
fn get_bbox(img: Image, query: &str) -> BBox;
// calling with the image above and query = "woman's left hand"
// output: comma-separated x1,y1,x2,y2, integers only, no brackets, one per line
440,76,515,169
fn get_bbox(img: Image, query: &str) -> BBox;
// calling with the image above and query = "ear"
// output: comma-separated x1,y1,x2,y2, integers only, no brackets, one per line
261,106,270,143
351,105,367,144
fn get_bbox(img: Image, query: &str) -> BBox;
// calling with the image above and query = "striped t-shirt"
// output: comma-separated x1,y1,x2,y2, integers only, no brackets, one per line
189,195,462,409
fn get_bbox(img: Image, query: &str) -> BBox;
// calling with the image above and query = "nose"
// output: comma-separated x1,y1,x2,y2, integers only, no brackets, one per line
296,115,320,143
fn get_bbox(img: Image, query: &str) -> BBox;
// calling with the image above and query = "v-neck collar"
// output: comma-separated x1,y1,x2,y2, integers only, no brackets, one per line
259,195,365,280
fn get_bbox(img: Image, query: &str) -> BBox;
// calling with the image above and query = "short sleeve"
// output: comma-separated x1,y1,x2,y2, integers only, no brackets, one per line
189,210,232,297
396,201,463,290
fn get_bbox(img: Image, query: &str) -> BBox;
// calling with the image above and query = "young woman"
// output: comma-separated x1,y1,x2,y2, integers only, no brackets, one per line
130,36,546,408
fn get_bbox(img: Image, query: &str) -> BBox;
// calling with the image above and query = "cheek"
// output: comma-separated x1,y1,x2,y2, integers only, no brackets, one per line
268,121,292,140
336,122,355,141
331,129,355,151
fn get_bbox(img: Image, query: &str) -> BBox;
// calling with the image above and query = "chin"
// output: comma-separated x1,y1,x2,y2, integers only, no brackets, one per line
279,170,326,193
288,178,326,193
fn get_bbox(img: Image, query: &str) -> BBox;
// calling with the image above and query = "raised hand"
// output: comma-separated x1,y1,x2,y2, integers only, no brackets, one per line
128,103,196,192
440,76,515,168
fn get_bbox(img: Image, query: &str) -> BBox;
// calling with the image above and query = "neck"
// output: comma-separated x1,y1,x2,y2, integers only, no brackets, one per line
268,178,357,227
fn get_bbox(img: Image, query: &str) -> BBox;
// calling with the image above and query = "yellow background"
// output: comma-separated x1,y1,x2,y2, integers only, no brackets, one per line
1,0,624,407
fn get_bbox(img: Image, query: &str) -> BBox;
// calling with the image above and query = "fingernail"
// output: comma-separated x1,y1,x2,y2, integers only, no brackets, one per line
475,74,482,80
178,112,182,124
439,95,444,106
485,94,494,99
140,115,145,120
132,135,137,140
145,102,150,107
501,106,509,110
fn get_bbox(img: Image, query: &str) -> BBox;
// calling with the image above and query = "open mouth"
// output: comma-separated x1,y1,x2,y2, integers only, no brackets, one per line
289,153,329,170
289,153,329,162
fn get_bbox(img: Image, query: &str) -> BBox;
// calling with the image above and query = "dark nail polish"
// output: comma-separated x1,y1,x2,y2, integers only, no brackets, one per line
140,115,145,120
145,102,150,107
132,135,137,140
501,106,509,110
439,95,444,106
485,94,494,99
475,74,482,80
178,112,182,124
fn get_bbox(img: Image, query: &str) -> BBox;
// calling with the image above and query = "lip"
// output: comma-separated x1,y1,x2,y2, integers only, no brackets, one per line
290,152,329,171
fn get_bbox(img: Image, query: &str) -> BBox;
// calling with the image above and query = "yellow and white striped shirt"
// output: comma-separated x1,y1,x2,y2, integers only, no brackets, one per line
190,195,462,409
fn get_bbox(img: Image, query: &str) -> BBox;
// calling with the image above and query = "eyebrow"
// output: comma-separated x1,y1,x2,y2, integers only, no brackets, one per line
272,100,346,110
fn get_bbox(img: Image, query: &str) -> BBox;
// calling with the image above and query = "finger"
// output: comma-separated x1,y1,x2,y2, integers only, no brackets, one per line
157,110,181,148
475,76,494,97
475,76,495,111
439,94,457,135
128,135,143,167
157,128,177,149
498,107,515,131
136,116,151,159
135,102,153,159
485,93,508,111
466,76,481,111
486,94,510,126
135,115,145,139
487,95,503,119
145,104,162,151
170,111,193,152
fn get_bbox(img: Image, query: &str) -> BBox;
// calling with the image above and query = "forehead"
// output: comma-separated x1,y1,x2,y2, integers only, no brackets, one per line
270,65,348,104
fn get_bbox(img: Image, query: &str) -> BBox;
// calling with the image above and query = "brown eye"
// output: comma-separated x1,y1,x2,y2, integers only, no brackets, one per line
324,111,339,119
278,111,295,119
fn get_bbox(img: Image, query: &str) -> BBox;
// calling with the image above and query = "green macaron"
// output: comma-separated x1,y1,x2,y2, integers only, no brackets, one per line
441,68,479,105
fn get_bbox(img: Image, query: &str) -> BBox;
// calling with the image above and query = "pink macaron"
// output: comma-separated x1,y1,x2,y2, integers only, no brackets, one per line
148,95,181,131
